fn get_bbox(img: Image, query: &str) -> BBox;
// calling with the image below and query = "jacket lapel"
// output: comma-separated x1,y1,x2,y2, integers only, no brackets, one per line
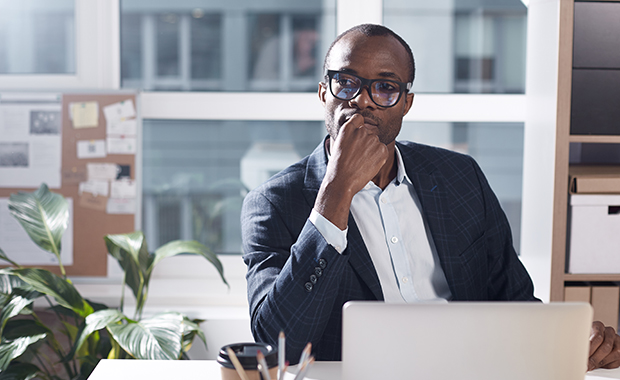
398,142,459,297
301,139,384,301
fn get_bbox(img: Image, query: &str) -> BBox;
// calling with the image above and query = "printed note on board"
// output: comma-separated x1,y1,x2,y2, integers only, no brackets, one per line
70,102,99,129
103,100,135,124
77,140,106,159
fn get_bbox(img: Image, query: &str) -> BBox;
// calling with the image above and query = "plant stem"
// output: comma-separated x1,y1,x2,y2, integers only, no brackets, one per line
42,295,76,355
120,274,126,313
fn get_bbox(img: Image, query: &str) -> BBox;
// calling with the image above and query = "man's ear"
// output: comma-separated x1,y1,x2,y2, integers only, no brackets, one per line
402,93,415,116
318,82,327,107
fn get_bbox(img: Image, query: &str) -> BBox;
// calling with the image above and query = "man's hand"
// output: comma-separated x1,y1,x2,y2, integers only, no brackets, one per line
314,114,389,230
589,321,620,370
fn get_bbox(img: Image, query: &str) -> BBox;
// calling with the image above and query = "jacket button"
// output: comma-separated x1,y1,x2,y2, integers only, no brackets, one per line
318,258,327,269
314,267,322,277
304,282,313,292
310,274,318,284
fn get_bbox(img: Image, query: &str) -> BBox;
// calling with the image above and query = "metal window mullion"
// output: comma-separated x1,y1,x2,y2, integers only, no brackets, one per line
179,13,191,90
142,14,155,90
280,14,292,92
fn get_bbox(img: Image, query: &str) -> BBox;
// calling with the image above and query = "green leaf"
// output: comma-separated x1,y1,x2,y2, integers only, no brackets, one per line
181,317,206,353
0,289,40,337
0,363,40,380
2,320,50,341
7,184,68,263
73,309,125,357
0,334,46,371
0,268,93,318
0,275,25,296
104,232,149,308
107,312,185,360
151,240,228,286
0,249,19,268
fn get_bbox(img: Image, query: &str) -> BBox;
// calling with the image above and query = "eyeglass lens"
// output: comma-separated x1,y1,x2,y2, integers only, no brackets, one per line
330,72,401,107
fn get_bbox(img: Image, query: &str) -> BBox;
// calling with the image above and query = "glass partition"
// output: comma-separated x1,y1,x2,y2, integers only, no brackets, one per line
383,0,527,94
0,0,75,74
120,0,336,91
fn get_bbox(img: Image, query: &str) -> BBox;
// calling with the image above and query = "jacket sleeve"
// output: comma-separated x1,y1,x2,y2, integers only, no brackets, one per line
241,188,351,364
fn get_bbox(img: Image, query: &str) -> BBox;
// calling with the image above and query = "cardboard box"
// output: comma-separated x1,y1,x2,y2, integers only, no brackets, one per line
569,194,620,273
570,166,620,194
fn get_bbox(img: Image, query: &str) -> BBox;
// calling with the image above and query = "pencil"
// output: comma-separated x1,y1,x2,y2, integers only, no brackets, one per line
226,347,250,380
297,342,312,369
293,356,314,380
278,331,285,379
257,350,272,380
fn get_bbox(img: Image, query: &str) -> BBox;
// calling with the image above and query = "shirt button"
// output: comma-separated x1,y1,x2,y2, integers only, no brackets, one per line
381,197,387,204
391,236,398,244
402,277,409,283
304,282,313,292
335,246,342,252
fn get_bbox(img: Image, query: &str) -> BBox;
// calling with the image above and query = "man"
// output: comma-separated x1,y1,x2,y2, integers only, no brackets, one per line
241,24,620,370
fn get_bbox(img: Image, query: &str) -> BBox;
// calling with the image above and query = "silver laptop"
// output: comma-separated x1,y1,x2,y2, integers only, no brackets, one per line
342,301,592,380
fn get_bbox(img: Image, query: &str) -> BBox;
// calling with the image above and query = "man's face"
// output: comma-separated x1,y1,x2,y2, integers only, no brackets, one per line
319,32,414,146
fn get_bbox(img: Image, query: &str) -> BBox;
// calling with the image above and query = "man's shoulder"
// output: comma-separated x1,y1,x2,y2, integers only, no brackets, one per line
397,140,476,169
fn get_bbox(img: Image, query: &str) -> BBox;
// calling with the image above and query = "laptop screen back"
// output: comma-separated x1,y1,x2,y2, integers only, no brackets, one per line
342,301,592,380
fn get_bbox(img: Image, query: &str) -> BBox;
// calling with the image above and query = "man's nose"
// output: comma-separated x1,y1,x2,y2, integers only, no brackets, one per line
349,86,374,109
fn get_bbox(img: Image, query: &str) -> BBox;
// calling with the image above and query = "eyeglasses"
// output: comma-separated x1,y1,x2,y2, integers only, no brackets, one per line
325,70,412,108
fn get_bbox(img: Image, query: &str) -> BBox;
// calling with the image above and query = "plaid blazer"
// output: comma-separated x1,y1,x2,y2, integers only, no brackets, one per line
241,139,537,364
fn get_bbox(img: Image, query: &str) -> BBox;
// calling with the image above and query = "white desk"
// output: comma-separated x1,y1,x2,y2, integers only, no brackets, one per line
88,359,620,380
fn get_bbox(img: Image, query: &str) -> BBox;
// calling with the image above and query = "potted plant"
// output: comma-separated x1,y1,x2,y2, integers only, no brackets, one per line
0,184,228,380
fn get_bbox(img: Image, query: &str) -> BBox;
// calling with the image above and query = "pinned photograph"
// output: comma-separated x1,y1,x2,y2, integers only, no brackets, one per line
0,142,29,167
30,110,61,135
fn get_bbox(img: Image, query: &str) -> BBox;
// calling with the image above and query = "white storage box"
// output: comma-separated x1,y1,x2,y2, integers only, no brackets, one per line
569,194,620,273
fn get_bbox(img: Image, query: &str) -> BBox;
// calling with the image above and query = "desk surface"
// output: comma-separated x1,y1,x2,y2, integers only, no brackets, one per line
88,359,620,380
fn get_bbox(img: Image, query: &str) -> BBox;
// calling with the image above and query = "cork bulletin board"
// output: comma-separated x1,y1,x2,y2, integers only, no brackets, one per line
0,92,138,277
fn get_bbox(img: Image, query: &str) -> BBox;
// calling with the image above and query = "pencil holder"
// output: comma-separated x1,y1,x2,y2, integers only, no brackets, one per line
218,342,278,380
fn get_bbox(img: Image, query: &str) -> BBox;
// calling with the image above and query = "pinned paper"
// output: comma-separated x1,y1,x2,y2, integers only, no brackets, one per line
107,136,136,155
107,198,136,214
77,140,106,159
70,102,99,129
117,165,131,179
110,179,136,199
79,192,108,211
79,180,109,197
87,163,119,181
107,119,137,136
62,167,87,185
103,100,135,124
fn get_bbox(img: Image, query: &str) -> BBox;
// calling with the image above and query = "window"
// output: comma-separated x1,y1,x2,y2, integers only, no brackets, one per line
142,119,325,253
0,0,75,75
120,0,336,91
383,0,527,93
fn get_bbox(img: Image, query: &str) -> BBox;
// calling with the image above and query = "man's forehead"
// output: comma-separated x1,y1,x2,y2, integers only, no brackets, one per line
326,33,409,78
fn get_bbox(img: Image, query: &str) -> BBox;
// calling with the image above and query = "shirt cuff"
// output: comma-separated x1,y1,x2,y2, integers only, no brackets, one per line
309,209,348,254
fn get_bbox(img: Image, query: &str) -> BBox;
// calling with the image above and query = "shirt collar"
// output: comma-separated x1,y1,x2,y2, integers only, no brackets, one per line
324,139,411,186
394,145,411,186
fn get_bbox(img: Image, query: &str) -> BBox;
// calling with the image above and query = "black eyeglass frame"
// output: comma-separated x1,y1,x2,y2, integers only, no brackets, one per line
324,69,413,108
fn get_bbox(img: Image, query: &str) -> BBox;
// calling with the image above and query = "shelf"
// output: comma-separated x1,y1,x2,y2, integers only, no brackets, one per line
565,273,620,282
569,135,620,143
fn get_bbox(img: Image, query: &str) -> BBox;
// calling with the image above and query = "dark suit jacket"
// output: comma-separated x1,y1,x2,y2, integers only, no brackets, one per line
241,139,537,364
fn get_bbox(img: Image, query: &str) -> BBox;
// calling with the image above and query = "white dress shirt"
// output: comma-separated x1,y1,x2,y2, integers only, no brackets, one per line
309,146,452,302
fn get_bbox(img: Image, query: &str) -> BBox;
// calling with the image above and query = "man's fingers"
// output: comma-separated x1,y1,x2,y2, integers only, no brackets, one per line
599,334,620,369
589,325,617,371
590,321,606,356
